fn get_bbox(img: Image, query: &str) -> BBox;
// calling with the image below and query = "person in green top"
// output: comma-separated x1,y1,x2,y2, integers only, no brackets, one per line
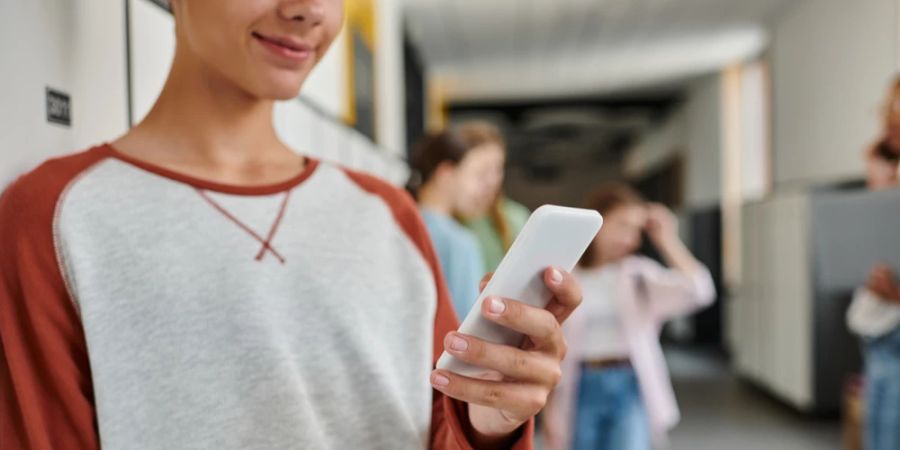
454,121,531,272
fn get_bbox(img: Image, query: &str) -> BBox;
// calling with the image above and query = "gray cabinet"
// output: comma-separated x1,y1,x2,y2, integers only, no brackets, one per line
729,188,900,414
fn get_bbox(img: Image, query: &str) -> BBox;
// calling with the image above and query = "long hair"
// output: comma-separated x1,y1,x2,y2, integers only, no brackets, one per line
578,182,645,268
454,121,513,249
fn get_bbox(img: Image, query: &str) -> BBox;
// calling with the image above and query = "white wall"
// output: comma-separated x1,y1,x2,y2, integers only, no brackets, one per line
623,74,722,209
738,62,770,201
301,27,347,120
374,0,406,157
130,0,175,125
70,2,131,151
684,75,723,209
0,0,129,187
770,0,897,188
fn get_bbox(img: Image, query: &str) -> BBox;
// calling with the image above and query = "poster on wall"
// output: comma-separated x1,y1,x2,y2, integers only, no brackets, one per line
344,0,377,142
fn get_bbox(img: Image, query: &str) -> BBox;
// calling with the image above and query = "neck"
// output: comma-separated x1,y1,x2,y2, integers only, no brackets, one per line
129,44,289,167
418,183,454,216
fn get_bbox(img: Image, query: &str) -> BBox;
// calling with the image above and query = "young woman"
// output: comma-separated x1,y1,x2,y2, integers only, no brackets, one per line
865,77,900,190
847,75,900,450
453,121,531,272
410,131,491,317
542,183,715,450
0,1,583,448
847,265,900,450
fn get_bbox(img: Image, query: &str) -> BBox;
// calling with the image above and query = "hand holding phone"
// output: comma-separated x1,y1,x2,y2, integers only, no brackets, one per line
436,205,603,376
429,205,602,441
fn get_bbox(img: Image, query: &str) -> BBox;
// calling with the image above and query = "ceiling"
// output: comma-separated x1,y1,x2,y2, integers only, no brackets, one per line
404,0,791,102
447,93,681,187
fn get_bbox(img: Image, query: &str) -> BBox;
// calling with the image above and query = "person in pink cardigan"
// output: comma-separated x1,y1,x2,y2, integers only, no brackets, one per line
543,183,716,450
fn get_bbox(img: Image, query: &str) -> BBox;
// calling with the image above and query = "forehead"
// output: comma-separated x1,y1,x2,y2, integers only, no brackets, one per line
459,144,503,166
610,204,647,222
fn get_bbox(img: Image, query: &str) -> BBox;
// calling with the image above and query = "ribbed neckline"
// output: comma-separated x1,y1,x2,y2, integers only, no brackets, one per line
102,143,319,196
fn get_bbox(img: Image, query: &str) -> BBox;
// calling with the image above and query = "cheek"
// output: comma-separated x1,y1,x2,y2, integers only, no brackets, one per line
597,233,617,252
181,4,257,79
625,233,642,250
490,167,505,188
465,177,484,199
316,3,345,58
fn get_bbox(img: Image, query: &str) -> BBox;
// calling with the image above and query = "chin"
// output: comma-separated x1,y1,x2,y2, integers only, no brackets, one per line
258,84,303,100
456,209,479,221
252,74,309,100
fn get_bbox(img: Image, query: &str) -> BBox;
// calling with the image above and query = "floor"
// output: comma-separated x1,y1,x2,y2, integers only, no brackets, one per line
666,346,842,450
536,347,844,449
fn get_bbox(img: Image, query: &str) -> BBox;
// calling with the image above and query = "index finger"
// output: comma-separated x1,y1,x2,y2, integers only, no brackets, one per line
542,267,582,324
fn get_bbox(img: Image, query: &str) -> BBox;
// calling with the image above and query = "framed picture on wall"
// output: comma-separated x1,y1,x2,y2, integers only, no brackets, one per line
344,0,377,142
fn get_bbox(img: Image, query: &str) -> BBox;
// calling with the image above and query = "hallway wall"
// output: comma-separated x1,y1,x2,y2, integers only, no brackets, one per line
769,0,898,189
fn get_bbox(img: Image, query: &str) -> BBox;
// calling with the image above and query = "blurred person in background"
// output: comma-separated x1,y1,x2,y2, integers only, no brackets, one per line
847,77,900,450
542,183,715,450
0,0,585,448
454,121,531,272
847,266,900,450
409,130,488,317
865,76,900,190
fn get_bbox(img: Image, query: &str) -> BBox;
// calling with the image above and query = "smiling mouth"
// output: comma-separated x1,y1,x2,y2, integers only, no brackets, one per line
252,31,315,60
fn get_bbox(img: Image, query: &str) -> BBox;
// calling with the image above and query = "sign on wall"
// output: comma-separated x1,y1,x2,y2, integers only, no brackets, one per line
46,87,72,127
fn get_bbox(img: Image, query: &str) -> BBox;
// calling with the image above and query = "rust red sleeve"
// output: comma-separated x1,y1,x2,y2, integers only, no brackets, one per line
343,169,533,450
0,149,106,450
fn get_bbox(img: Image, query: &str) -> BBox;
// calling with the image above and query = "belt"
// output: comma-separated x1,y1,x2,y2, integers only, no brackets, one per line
580,358,632,370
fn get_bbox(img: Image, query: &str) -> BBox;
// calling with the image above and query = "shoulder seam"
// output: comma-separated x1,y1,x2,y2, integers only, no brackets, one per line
338,168,432,263
52,157,111,317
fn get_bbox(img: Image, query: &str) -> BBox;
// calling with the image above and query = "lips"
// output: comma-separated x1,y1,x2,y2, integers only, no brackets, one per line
252,32,312,52
252,31,315,64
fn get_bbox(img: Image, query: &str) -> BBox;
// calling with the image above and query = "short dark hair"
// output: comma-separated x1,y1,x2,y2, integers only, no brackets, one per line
407,130,472,197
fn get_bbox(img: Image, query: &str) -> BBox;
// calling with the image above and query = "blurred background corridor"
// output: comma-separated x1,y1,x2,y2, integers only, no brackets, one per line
5,0,900,448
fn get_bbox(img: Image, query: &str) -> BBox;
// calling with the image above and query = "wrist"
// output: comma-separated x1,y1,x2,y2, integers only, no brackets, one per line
650,232,681,249
467,426,519,449
466,404,525,449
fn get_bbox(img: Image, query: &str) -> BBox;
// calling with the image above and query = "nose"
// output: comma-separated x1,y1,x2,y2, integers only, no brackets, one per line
278,0,325,26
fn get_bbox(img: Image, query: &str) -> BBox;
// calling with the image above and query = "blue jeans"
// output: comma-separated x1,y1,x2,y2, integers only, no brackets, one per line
865,327,900,450
572,366,650,450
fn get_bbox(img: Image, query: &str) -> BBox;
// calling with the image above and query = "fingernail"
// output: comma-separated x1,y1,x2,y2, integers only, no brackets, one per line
550,268,563,285
449,335,468,352
432,373,450,387
489,297,506,314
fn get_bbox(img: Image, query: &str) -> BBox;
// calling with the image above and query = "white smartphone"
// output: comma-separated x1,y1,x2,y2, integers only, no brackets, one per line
436,205,603,377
